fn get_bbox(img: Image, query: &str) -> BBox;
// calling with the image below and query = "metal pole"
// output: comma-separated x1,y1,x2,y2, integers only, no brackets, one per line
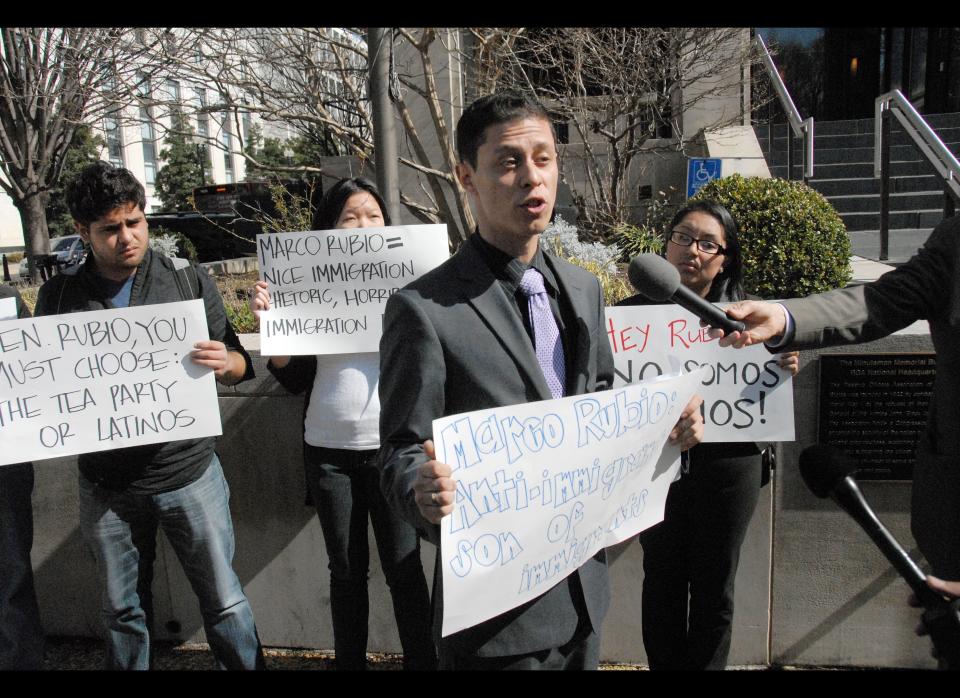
880,108,891,261
946,190,956,219
368,28,401,223
2,254,9,283
787,125,794,180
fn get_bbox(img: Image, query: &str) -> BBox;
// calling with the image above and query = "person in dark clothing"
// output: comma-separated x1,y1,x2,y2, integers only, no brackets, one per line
34,161,264,670
250,178,435,670
0,285,45,670
617,200,798,670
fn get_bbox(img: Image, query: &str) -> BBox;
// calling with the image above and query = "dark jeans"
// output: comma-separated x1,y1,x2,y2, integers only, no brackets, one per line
0,463,44,670
639,448,761,670
79,456,265,670
304,445,436,670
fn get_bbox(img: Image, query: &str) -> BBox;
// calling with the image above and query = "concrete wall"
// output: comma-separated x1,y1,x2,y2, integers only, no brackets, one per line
28,334,939,667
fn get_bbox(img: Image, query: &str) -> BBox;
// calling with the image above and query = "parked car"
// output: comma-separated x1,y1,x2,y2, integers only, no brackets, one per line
18,234,87,279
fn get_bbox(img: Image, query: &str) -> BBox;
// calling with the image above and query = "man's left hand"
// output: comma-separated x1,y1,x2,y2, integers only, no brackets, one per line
669,394,704,452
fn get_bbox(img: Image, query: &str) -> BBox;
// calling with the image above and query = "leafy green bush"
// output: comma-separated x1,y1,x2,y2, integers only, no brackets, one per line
214,272,258,334
613,222,664,261
692,174,851,298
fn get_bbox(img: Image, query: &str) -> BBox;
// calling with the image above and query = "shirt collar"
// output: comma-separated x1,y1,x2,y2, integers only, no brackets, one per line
470,232,559,296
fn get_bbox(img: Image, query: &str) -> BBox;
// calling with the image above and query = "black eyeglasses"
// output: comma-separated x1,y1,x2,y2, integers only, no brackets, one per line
668,230,726,256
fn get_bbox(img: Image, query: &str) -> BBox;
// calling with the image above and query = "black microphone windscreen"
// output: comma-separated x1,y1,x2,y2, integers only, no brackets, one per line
628,254,680,302
799,444,858,499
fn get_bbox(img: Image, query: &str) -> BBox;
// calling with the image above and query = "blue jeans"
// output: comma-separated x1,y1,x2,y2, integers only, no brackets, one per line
0,463,45,670
79,455,264,670
304,445,436,670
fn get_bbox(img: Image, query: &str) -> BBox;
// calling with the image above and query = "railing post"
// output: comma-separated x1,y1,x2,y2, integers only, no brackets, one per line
1,254,9,283
946,189,956,219
787,125,794,181
880,107,891,261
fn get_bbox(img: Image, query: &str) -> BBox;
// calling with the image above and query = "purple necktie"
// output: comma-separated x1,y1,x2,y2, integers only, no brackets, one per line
519,267,566,399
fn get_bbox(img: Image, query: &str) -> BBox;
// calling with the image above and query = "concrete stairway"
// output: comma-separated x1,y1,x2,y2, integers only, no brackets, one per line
755,113,960,262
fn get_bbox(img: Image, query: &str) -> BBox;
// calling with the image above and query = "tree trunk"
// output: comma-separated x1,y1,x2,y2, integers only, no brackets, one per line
16,193,52,285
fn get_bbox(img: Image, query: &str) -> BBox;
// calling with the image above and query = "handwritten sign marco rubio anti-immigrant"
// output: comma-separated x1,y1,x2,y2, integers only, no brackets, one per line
605,304,795,441
257,224,449,355
0,300,222,466
434,370,704,636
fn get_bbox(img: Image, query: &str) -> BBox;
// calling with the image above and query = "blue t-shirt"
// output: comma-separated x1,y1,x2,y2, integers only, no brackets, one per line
97,274,135,308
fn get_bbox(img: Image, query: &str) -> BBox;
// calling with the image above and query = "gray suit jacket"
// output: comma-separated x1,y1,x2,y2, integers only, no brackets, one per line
378,237,614,657
782,215,960,577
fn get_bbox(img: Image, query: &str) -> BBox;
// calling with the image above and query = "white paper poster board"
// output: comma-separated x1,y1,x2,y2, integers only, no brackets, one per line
0,299,222,465
435,370,704,636
256,224,450,355
605,304,795,442
0,297,15,321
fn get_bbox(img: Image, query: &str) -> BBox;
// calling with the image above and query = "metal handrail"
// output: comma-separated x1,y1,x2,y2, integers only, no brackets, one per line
754,34,814,180
874,89,960,260
874,90,960,197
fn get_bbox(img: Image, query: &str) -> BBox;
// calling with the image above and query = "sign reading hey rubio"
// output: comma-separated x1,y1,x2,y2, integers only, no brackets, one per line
256,224,449,355
606,304,795,442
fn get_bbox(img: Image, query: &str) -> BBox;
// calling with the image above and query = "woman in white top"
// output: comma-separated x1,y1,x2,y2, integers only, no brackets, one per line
250,178,435,670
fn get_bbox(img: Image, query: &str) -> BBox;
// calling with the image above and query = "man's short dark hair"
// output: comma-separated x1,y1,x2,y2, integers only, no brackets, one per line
65,161,147,225
456,90,556,169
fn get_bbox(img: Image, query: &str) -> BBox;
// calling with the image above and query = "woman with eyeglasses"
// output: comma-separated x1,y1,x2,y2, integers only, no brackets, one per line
617,200,799,670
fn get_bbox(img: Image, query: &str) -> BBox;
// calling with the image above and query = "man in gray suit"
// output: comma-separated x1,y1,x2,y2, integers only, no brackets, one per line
377,90,704,670
711,215,960,589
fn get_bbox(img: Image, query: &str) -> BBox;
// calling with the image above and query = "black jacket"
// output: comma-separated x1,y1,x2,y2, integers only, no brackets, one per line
34,250,253,494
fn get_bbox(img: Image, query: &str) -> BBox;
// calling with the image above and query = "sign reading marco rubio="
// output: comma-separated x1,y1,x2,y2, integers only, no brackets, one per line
257,224,450,355
606,304,795,442
434,370,704,637
0,300,222,466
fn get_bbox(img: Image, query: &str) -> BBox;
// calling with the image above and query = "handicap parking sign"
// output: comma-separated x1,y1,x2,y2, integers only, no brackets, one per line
687,158,722,199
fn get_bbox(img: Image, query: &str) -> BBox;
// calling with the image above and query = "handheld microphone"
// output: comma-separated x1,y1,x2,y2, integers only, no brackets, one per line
627,254,746,337
799,444,960,667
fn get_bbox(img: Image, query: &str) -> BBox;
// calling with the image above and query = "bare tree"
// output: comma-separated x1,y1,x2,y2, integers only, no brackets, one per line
472,28,765,240
0,28,171,281
162,28,476,247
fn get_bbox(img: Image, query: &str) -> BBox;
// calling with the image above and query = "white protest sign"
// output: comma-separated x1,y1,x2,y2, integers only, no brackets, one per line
605,304,795,441
257,224,449,355
0,297,15,320
0,299,222,466
435,370,704,636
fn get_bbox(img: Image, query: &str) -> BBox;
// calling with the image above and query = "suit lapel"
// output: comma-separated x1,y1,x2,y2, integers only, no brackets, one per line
454,243,554,401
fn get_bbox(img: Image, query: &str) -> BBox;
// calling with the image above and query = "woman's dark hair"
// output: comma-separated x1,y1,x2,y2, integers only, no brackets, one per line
667,199,745,301
315,177,390,230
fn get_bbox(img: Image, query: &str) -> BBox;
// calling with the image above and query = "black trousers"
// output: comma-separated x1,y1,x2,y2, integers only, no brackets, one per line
0,463,44,670
639,445,761,670
304,445,436,670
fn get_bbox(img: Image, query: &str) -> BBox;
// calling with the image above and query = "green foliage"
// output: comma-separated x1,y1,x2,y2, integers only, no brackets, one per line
245,123,339,178
214,272,258,334
614,222,664,260
613,188,676,262
46,125,104,237
692,174,851,298
155,111,204,212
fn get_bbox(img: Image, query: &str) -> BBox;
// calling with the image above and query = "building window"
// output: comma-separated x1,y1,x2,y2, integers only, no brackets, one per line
103,113,124,167
221,113,234,183
139,77,157,185
193,87,212,181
